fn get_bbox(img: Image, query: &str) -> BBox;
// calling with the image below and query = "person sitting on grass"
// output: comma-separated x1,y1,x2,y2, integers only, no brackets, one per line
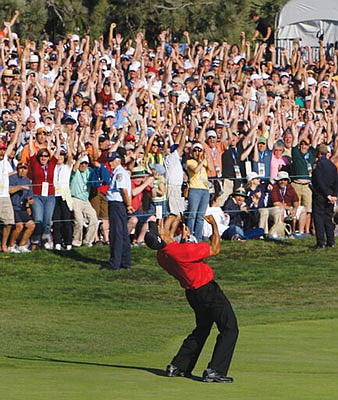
221,187,264,241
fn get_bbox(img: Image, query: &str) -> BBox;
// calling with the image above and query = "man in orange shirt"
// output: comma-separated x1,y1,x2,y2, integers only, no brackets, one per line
20,127,48,163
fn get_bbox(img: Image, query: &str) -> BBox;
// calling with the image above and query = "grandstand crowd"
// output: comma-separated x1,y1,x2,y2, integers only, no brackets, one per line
1,15,338,253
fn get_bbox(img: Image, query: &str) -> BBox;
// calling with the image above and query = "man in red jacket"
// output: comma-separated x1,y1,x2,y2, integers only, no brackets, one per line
145,216,238,383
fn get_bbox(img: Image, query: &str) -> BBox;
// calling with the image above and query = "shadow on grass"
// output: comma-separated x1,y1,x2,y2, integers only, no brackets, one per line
5,355,203,381
51,249,103,266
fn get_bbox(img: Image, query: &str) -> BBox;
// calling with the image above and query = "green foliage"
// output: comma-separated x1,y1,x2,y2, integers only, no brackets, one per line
0,0,285,46
88,0,112,39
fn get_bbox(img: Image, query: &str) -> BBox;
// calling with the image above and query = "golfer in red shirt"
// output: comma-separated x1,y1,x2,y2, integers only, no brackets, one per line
145,215,238,383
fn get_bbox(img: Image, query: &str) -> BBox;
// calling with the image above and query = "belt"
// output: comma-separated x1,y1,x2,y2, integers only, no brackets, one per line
294,181,310,185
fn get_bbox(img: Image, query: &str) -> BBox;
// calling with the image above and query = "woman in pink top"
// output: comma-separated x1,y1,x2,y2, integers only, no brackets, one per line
270,141,290,181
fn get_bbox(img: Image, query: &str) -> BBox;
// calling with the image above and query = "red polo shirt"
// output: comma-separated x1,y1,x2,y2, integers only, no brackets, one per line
157,241,214,290
271,183,299,206
30,155,58,196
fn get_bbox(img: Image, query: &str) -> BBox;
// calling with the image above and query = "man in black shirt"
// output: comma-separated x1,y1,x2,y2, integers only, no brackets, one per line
251,12,274,61
311,144,338,248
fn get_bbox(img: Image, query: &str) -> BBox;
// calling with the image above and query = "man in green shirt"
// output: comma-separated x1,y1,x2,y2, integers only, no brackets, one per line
291,135,318,236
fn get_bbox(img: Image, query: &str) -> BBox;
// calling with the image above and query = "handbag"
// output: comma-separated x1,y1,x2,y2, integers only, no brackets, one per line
269,221,292,239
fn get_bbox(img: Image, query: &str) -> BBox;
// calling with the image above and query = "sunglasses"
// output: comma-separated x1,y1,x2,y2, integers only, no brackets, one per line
40,154,49,158
193,148,203,152
18,166,28,169
152,143,158,146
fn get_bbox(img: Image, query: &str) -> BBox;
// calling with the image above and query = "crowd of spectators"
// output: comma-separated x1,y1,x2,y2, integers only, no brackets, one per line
1,12,338,253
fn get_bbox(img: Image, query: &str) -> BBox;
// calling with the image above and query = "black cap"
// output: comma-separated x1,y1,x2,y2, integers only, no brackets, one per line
61,115,77,125
5,121,16,132
49,53,58,61
144,221,166,250
99,134,110,142
184,77,197,84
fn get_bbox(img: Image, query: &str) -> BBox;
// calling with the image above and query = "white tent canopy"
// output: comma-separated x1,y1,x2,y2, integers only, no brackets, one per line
275,0,338,48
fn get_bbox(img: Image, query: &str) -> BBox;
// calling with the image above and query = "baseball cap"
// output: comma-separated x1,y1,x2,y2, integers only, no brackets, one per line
144,221,166,250
29,54,39,63
258,136,267,144
99,134,110,142
204,71,215,79
17,161,29,169
49,53,58,61
251,73,262,81
125,144,135,151
206,130,217,139
107,151,121,162
192,142,203,151
0,141,8,150
105,111,116,118
149,163,166,175
80,155,89,164
125,134,136,141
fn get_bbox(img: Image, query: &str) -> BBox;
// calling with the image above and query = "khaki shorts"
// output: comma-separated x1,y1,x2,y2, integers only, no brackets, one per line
167,184,185,215
291,182,312,212
90,191,108,220
0,197,15,225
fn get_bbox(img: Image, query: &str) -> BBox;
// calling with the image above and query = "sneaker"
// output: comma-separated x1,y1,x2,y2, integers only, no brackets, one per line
18,245,31,253
44,241,53,250
55,244,62,251
8,245,20,254
166,364,191,378
293,232,309,239
202,368,234,383
231,234,246,242
66,245,72,251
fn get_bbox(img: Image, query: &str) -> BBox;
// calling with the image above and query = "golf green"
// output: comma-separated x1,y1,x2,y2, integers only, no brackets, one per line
1,317,337,400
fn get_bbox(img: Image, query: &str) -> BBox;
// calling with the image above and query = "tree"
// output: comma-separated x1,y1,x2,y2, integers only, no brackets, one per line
0,0,284,48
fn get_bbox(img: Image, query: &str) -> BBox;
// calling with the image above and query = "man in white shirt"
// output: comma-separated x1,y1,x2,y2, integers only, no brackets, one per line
0,140,16,252
103,152,134,270
163,130,186,237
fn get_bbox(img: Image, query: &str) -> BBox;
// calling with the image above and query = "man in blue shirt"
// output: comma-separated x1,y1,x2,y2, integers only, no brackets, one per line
102,152,134,270
8,161,35,253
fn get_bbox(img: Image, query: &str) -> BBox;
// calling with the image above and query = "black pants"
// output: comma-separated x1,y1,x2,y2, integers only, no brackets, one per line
52,197,73,246
108,201,131,270
171,280,238,375
312,196,335,247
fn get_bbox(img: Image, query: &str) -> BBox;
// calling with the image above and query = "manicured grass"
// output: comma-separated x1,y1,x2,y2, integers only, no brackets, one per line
0,238,337,399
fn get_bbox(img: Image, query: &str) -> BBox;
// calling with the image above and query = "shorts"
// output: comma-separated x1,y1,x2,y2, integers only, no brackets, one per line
0,197,15,225
167,184,185,215
14,209,34,224
90,191,108,220
130,206,155,224
291,182,312,212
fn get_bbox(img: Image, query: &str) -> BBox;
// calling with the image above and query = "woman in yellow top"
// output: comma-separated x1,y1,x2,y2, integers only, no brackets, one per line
186,142,211,241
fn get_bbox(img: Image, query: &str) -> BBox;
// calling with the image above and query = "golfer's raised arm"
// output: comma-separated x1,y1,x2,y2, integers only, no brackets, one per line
204,215,220,256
